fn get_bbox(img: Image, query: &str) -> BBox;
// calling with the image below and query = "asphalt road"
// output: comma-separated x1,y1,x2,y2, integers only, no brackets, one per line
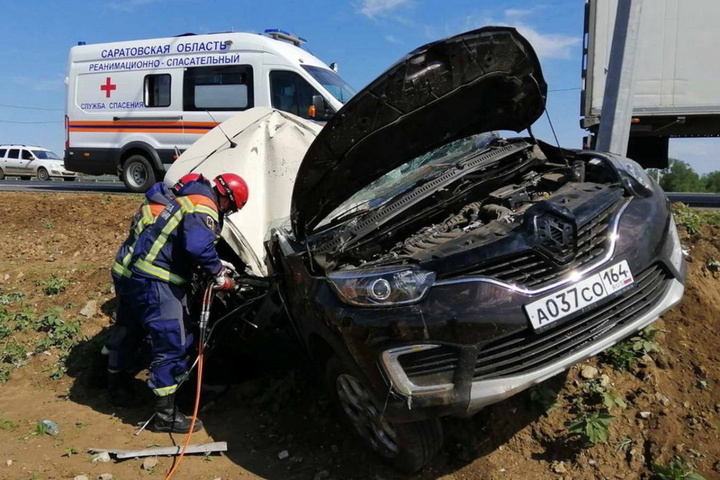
0,178,130,194
1,179,719,206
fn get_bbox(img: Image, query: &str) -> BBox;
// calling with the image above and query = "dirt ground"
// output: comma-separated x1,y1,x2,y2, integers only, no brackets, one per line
0,192,718,480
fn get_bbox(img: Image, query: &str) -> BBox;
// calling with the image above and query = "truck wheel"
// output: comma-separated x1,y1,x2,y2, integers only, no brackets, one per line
37,167,50,181
121,154,156,193
325,355,443,473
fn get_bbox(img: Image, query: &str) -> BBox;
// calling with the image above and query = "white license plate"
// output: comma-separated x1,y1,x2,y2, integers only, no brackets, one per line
524,260,634,331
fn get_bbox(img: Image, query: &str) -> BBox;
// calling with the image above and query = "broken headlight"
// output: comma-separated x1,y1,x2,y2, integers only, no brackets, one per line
606,156,654,196
327,266,436,307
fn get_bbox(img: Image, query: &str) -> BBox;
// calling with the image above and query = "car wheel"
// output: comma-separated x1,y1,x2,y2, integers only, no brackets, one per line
325,354,443,473
37,167,50,181
121,154,156,193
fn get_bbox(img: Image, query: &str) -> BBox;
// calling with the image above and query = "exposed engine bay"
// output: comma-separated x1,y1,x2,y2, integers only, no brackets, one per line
311,138,621,271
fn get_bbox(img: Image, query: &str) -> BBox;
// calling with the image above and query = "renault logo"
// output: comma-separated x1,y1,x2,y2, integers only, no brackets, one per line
534,213,577,264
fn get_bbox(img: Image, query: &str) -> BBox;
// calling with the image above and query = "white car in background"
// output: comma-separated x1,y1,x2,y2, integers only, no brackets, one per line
0,145,77,181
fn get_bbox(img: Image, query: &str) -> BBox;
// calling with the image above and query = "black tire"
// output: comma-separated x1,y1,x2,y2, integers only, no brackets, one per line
20,176,31,181
37,167,50,181
0,168,4,180
325,354,443,473
63,177,77,182
121,154,156,193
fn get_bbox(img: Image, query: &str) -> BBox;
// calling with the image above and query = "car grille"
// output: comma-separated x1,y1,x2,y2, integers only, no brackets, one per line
472,263,671,381
463,198,624,288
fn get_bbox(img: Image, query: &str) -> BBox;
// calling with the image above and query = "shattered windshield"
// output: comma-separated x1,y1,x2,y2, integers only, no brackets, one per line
319,132,499,228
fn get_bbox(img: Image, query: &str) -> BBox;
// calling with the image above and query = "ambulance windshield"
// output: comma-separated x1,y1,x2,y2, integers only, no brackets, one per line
302,65,355,104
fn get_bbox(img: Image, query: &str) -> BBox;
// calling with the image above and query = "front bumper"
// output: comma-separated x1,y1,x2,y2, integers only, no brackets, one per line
465,274,683,414
50,169,77,178
344,194,687,422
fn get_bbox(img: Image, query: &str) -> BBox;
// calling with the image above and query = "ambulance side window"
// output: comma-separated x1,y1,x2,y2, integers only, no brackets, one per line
183,65,254,111
144,74,171,108
270,70,323,119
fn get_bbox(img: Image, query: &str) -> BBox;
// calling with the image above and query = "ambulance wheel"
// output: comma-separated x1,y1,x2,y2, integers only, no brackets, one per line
37,168,50,181
122,155,156,193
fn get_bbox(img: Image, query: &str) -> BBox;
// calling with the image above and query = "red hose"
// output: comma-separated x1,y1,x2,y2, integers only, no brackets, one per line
165,285,213,480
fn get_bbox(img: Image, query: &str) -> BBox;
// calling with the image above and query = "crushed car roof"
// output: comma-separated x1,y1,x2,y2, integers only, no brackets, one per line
291,26,547,238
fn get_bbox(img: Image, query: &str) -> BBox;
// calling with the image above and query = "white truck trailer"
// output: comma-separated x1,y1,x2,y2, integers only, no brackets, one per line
582,0,720,168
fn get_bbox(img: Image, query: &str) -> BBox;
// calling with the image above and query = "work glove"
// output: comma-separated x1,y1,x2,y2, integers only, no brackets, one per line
213,268,236,291
220,260,237,273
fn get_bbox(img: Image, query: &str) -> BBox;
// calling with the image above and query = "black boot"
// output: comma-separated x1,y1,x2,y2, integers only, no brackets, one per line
107,372,145,408
153,393,203,433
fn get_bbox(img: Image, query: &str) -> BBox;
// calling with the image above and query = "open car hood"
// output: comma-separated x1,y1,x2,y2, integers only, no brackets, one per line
291,26,547,239
165,108,322,276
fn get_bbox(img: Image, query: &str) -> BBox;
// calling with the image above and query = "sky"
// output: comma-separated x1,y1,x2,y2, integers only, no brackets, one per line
0,0,717,174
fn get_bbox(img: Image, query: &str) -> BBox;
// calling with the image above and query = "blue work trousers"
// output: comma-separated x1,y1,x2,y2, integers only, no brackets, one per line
112,276,193,396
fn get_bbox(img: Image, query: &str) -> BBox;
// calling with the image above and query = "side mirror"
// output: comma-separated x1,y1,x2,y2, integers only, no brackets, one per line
309,95,334,121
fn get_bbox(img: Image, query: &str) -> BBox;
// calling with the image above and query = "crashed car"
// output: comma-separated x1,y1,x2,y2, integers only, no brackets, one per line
166,26,686,473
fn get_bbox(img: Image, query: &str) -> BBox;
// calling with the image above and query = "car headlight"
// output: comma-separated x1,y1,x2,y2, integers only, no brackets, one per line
327,266,436,307
608,156,654,196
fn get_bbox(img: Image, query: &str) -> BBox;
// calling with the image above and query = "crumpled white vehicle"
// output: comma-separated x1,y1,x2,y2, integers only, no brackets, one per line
165,107,321,276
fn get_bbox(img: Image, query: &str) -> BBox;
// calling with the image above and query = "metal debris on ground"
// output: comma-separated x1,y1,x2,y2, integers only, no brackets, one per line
88,442,227,459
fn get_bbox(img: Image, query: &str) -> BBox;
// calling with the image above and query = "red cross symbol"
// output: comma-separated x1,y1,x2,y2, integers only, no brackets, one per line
100,77,117,98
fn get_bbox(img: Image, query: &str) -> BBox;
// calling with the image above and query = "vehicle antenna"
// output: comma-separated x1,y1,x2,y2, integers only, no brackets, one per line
205,111,237,148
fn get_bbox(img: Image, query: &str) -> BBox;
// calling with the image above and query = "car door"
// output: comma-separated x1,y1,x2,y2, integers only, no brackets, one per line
5,149,21,174
0,149,7,175
269,70,330,120
19,149,34,175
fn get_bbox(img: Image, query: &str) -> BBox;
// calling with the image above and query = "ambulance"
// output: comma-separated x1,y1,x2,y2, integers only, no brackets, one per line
64,29,355,192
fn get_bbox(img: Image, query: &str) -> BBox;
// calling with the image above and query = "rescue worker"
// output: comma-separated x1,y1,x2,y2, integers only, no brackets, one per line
104,173,204,407
121,173,249,433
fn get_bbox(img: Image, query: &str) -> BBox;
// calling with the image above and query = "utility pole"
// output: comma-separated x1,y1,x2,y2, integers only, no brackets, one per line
595,0,644,155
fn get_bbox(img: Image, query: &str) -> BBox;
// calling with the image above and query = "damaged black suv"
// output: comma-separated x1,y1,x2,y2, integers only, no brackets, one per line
171,26,686,472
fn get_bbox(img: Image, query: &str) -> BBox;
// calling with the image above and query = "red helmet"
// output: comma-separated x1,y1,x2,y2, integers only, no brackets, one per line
213,173,249,212
173,172,203,191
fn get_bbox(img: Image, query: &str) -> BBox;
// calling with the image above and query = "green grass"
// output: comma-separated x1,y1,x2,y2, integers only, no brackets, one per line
602,326,662,371
529,386,558,415
652,455,705,480
566,410,615,445
0,418,18,431
673,204,720,235
39,275,69,296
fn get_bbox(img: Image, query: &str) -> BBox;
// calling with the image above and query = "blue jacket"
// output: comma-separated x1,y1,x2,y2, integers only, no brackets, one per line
111,182,174,280
130,179,223,285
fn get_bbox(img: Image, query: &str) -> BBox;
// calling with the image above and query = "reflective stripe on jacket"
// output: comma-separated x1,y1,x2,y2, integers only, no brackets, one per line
111,182,174,279
130,180,222,285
